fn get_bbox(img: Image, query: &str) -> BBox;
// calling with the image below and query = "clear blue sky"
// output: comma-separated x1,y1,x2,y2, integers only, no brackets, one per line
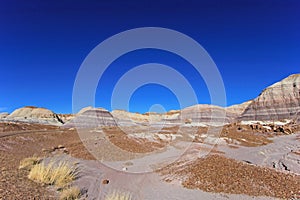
1,0,299,114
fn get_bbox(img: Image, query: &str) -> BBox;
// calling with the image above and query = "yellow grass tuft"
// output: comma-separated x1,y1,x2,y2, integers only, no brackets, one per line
59,186,81,200
28,161,77,188
19,156,41,170
105,191,132,200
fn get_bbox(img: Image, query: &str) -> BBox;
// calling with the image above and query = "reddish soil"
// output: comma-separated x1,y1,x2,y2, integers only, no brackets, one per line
102,127,164,153
159,154,300,199
0,122,58,133
0,122,94,199
220,125,273,147
162,125,272,147
1,122,299,199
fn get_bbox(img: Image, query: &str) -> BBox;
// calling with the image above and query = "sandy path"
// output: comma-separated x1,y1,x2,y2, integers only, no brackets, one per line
51,155,276,200
219,133,300,174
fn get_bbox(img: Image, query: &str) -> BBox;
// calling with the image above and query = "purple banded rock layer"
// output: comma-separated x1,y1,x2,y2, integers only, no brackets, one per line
240,74,300,121
181,104,235,125
63,108,117,128
112,105,238,127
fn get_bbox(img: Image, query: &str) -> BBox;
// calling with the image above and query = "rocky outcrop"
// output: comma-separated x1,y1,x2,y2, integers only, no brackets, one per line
226,100,253,116
57,114,75,124
240,74,300,121
181,104,234,126
5,106,65,125
0,112,8,119
111,110,151,126
63,107,117,128
4,74,299,127
112,105,233,127
111,109,181,126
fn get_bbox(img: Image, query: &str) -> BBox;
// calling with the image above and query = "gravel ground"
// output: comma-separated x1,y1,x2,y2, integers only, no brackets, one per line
1,122,300,199
159,154,300,199
0,122,93,199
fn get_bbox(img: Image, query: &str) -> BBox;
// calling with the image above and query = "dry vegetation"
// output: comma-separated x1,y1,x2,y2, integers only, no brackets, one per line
105,190,132,200
0,124,92,199
2,121,299,199
28,160,78,188
59,186,81,200
19,156,41,170
19,156,81,199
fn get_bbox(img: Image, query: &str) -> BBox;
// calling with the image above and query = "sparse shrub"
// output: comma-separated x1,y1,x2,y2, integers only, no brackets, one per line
28,160,77,188
19,156,41,170
105,190,132,200
59,186,81,200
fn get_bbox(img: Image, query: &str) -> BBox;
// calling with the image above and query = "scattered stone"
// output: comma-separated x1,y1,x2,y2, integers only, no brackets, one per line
102,179,109,184
51,146,57,151
242,160,253,165
63,149,69,154
160,154,300,199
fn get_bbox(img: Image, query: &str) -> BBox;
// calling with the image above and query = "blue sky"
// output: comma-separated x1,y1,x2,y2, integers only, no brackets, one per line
1,0,299,114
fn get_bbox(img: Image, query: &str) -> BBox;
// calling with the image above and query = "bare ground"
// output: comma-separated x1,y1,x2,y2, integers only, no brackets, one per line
159,154,300,199
0,122,300,199
0,122,93,200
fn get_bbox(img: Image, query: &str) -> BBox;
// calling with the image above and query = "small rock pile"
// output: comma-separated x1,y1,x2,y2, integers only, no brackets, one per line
42,145,69,155
249,123,294,135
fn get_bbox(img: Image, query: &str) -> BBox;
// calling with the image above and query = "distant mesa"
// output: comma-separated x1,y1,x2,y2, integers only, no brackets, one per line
1,73,300,127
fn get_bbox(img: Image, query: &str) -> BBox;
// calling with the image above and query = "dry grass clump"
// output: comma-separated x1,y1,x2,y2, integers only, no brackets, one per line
21,156,81,199
59,186,81,200
28,161,77,188
105,190,132,200
19,156,41,170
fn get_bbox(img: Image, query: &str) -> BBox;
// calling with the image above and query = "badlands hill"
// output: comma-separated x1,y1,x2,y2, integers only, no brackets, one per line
1,74,299,127
66,104,241,128
67,73,299,128
1,74,299,200
1,106,74,125
240,74,300,122
225,100,253,115
64,107,116,128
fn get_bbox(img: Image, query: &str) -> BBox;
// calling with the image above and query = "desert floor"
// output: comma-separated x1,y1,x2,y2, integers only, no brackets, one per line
0,122,299,199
